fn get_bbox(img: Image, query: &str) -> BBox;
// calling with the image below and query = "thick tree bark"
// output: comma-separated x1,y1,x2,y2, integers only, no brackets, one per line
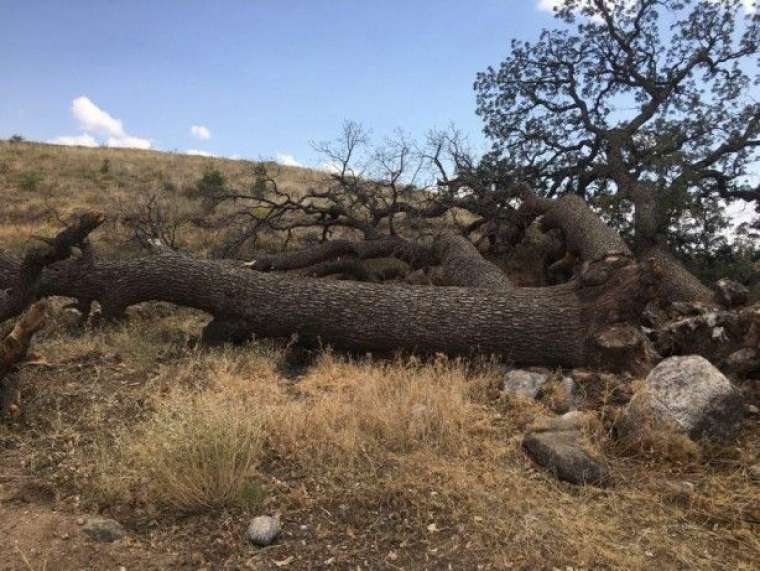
0,212,104,322
246,237,435,272
629,185,716,305
431,234,512,289
540,195,632,263
638,245,716,306
245,233,512,289
0,202,666,371
0,249,658,369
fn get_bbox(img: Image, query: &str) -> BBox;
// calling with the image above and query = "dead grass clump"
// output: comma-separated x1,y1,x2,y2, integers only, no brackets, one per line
108,390,266,513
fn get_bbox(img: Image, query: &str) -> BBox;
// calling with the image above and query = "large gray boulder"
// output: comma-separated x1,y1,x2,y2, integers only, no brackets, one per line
622,355,744,443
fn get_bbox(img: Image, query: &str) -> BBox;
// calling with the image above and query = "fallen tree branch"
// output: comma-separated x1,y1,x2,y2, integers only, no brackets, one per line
0,213,104,417
0,302,46,417
0,212,105,322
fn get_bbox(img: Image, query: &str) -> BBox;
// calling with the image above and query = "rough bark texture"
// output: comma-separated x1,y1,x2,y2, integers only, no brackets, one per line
0,212,104,322
1,213,104,418
431,234,512,290
0,249,658,369
246,237,434,272
639,245,716,306
540,195,632,263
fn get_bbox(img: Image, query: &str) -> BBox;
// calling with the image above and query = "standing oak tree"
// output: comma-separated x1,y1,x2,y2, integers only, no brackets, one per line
475,0,760,303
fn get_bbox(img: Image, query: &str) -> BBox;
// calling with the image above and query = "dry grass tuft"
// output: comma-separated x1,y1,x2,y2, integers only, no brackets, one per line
98,389,266,514
267,353,497,471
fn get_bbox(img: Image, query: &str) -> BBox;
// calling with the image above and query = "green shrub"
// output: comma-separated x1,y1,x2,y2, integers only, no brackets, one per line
191,168,227,200
18,171,43,192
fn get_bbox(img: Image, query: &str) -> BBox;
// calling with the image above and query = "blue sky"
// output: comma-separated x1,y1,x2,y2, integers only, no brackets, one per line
1,0,568,165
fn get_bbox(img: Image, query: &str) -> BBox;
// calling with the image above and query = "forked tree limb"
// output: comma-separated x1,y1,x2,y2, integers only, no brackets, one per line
245,233,511,289
0,212,105,322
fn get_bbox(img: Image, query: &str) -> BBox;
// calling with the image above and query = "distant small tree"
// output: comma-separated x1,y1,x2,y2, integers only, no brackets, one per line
9,135,24,144
192,168,227,201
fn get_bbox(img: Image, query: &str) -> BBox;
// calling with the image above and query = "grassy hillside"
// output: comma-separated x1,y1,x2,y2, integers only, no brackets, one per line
0,141,758,570
0,140,321,255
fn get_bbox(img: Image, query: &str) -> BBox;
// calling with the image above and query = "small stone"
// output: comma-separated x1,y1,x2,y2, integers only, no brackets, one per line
660,480,695,505
81,517,126,542
246,515,281,546
501,369,551,400
76,517,85,526
528,411,597,434
748,405,759,415
749,464,760,483
523,430,607,485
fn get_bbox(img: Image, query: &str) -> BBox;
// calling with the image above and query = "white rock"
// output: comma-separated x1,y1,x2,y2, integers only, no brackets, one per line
247,515,281,546
502,369,550,399
622,355,743,442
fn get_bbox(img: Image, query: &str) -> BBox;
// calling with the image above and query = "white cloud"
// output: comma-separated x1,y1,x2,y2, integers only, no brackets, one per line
50,96,152,150
275,153,303,167
107,135,151,149
191,125,211,140
537,0,561,11
47,133,98,147
185,149,216,157
538,0,755,13
71,96,125,138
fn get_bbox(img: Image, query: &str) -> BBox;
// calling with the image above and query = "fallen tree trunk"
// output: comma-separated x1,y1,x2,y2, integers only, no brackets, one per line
1,249,656,369
638,245,716,306
0,199,664,370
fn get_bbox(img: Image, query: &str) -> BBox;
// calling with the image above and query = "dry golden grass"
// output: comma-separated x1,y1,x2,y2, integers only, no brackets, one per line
106,390,266,513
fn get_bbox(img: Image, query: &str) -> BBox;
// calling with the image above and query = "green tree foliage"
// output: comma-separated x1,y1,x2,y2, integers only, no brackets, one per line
474,0,760,263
